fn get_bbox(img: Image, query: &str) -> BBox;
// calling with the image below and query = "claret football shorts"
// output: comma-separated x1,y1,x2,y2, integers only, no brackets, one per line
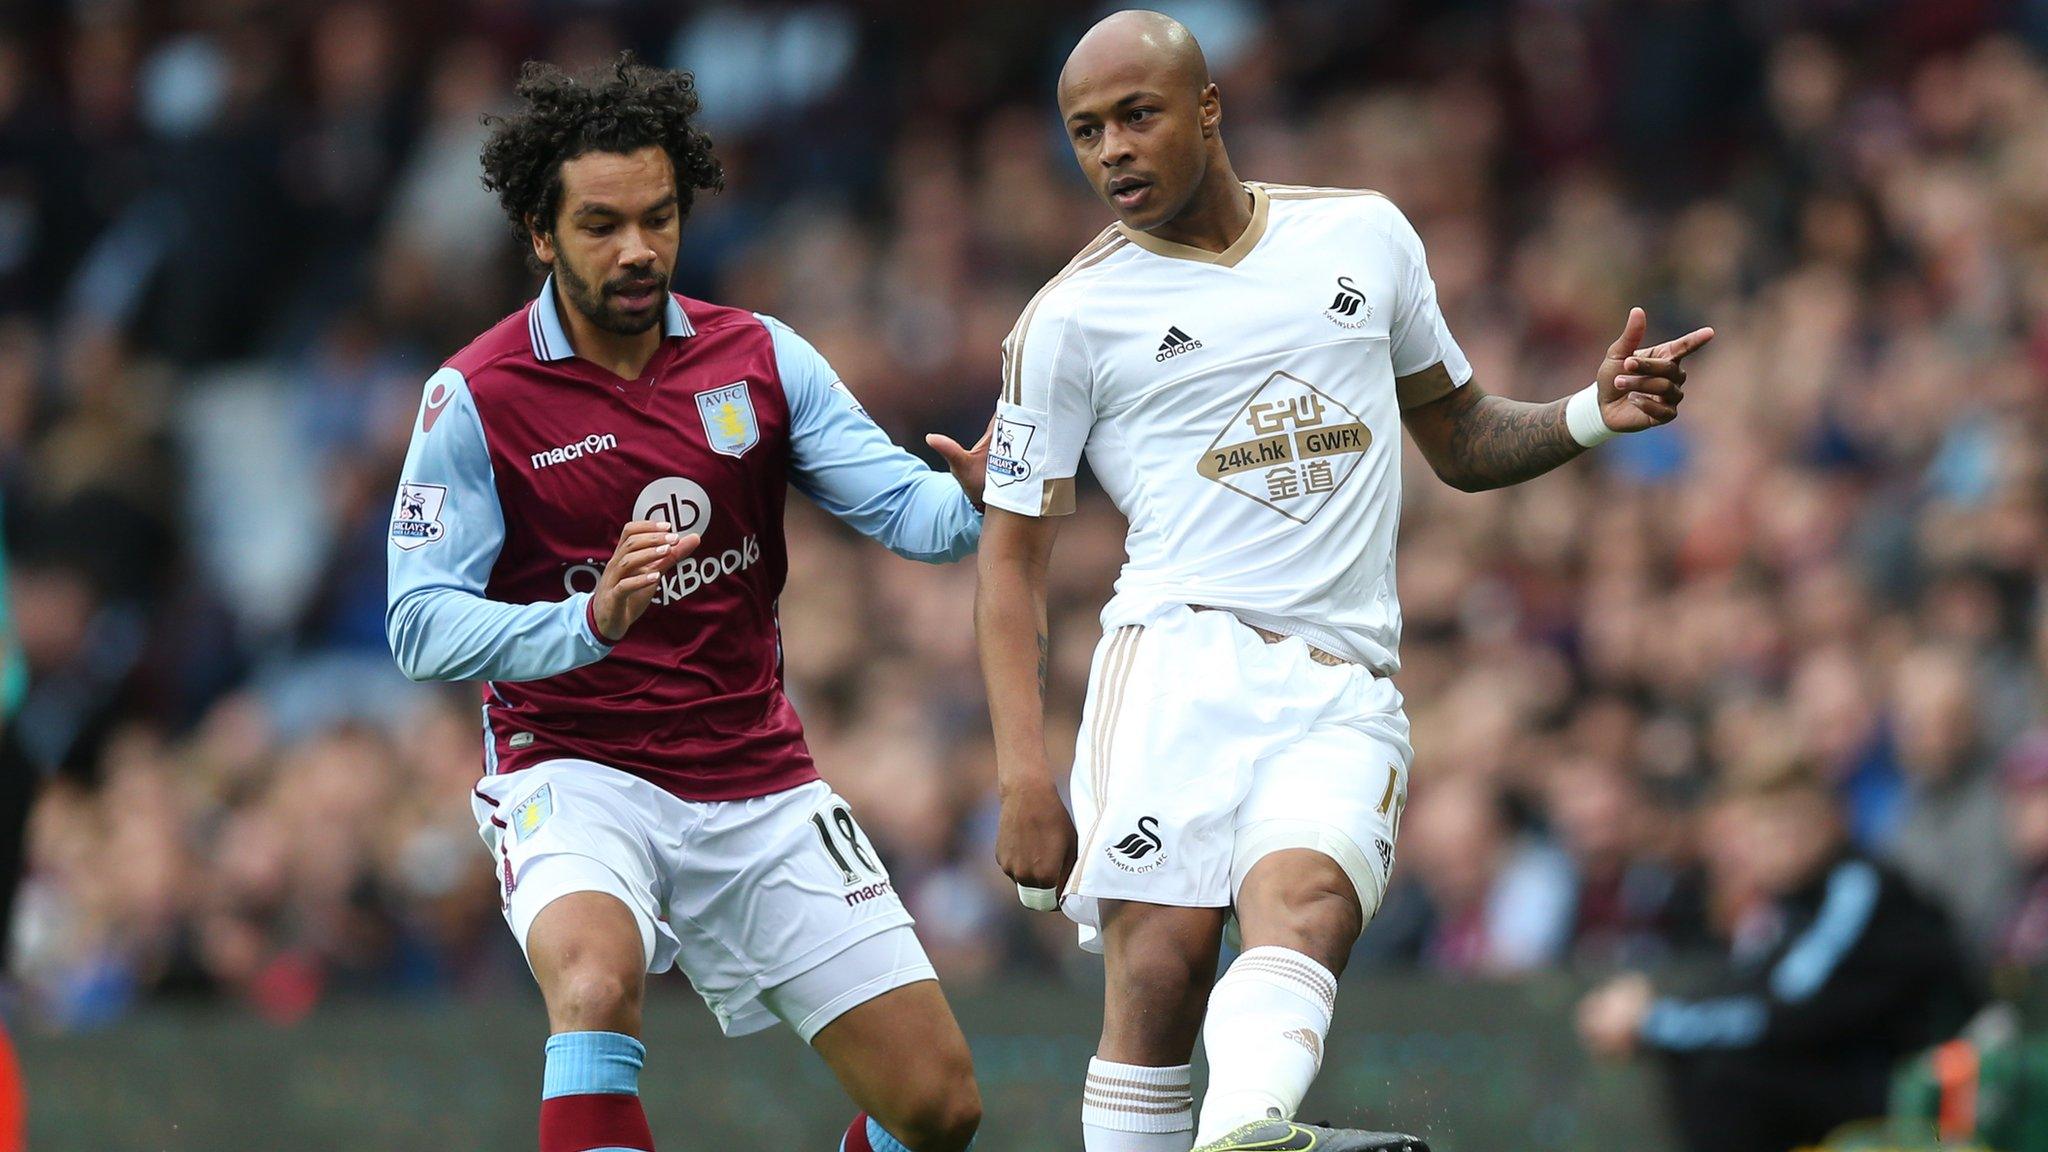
471,763,933,1041
1061,602,1413,952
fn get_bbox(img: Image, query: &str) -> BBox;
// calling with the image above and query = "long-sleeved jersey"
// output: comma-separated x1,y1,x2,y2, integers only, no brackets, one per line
1641,853,1979,1057
387,278,980,800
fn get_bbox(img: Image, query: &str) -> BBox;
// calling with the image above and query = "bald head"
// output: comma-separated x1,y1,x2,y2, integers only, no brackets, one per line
1055,10,1238,234
1059,10,1211,102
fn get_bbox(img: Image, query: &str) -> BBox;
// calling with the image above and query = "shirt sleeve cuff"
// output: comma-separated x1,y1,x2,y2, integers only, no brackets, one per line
580,593,617,649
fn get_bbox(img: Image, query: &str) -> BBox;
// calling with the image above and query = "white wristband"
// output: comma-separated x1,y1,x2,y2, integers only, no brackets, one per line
1565,383,1617,448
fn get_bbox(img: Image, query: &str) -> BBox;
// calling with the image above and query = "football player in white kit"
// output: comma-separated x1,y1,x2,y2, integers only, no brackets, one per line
974,12,1713,1152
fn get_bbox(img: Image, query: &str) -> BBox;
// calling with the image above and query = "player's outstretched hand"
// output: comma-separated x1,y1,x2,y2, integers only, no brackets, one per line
591,520,700,642
996,775,1078,895
926,417,994,508
1595,307,1715,433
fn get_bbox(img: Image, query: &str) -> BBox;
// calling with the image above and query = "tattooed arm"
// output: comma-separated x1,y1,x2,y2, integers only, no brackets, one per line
1403,308,1715,492
976,506,1079,894
1401,382,1583,492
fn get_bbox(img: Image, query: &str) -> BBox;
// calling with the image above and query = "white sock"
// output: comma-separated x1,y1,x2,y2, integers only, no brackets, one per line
1193,946,1337,1143
1083,1057,1194,1151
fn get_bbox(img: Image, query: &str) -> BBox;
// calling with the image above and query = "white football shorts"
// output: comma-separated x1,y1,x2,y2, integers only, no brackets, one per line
471,762,933,1041
1062,603,1412,953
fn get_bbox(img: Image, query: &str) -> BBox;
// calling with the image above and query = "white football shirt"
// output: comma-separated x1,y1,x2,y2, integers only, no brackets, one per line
985,182,1472,673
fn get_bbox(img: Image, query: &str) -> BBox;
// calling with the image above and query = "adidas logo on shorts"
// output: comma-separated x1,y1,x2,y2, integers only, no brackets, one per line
1155,326,1203,361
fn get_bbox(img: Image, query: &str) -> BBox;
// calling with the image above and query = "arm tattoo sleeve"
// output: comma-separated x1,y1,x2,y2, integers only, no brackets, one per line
1426,384,1585,491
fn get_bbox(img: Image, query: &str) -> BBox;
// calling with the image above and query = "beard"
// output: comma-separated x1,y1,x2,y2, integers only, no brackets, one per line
555,255,669,336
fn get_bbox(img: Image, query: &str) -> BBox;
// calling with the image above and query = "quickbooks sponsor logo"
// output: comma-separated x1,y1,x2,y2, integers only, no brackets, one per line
557,533,764,605
531,433,618,470
653,534,764,605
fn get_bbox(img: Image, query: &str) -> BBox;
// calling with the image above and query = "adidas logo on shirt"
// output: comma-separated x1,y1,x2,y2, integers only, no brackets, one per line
1155,326,1204,362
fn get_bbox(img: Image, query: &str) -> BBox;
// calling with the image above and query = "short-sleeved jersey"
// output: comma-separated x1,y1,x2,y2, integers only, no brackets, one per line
985,183,1470,673
388,277,980,801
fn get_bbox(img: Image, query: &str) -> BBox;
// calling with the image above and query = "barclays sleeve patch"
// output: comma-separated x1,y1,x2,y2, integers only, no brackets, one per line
988,417,1035,486
390,482,448,550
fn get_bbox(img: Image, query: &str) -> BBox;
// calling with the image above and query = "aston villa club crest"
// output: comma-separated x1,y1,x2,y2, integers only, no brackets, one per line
512,783,555,842
697,382,760,458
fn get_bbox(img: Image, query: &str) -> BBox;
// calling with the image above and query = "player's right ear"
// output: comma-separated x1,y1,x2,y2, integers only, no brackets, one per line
529,215,556,267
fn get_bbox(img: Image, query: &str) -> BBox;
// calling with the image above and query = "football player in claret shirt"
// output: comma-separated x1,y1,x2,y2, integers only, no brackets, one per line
386,56,986,1152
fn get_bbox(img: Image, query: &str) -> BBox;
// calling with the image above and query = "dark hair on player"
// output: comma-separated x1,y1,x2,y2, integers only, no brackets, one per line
480,53,724,255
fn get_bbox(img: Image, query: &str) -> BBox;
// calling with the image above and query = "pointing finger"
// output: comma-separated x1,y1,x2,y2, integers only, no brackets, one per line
1640,327,1716,361
1607,307,1648,360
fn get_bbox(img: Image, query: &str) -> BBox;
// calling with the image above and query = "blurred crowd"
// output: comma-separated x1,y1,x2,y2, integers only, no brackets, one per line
6,0,2048,1033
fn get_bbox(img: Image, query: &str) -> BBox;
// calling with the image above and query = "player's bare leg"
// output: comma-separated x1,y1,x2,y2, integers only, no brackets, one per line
530,891,649,1033
527,892,656,1151
1084,901,1228,1150
1188,850,1426,1152
1234,849,1363,975
809,979,981,1152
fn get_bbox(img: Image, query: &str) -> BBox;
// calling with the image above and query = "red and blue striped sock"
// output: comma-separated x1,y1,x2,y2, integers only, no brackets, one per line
841,1112,909,1152
539,1031,654,1152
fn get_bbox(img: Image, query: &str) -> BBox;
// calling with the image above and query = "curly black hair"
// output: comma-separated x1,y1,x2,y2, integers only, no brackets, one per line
480,53,724,255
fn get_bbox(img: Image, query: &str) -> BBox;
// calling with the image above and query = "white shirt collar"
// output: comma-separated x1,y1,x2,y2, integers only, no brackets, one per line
528,273,694,362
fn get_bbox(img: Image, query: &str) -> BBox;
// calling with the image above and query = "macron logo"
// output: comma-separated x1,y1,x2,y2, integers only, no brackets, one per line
531,433,618,471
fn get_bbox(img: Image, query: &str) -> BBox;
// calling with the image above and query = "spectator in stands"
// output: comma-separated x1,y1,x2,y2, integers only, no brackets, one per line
1543,756,1710,967
1400,775,1573,975
1995,731,2048,967
1578,763,1982,1152
1886,644,2015,957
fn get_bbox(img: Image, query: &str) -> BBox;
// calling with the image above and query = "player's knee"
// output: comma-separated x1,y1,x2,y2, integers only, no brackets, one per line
1113,942,1209,1008
1239,868,1364,972
885,1061,982,1152
545,966,643,1033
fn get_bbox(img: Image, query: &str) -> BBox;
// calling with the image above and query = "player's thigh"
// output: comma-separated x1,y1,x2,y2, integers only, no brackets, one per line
1232,682,1411,959
1064,610,1268,948
806,966,980,1143
472,764,681,1029
665,781,916,1039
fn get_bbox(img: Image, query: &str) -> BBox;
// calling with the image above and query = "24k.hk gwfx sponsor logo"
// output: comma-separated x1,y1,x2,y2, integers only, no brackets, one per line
1198,371,1371,524
530,432,618,470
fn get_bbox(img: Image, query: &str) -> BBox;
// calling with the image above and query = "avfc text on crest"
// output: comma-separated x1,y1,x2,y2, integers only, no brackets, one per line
697,382,760,458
